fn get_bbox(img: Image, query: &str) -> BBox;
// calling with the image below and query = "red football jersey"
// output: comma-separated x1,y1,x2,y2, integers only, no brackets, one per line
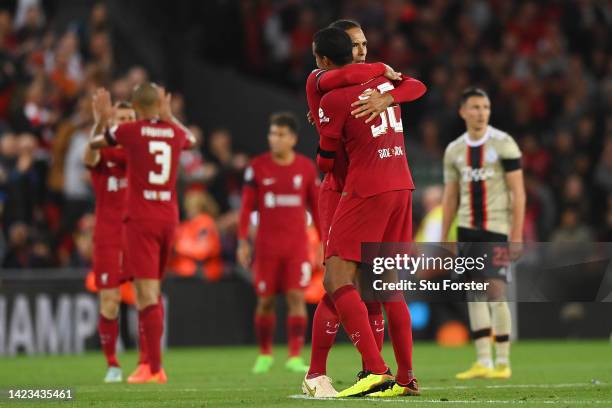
89,147,127,241
306,64,385,193
238,153,320,256
306,69,348,193
106,118,188,222
318,76,415,197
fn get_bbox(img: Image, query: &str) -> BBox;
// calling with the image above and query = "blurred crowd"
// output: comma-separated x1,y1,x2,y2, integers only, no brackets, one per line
0,0,611,272
231,0,611,242
0,2,248,272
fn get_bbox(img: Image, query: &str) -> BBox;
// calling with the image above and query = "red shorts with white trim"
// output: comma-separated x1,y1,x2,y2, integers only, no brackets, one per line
122,218,176,281
253,253,311,296
93,244,122,289
326,190,413,263
318,188,342,246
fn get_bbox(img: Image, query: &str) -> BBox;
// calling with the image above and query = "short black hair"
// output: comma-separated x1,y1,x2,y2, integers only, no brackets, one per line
460,87,489,106
328,19,361,31
313,27,353,66
270,112,299,134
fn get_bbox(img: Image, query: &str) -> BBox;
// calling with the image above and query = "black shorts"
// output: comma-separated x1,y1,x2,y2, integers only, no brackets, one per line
457,227,510,283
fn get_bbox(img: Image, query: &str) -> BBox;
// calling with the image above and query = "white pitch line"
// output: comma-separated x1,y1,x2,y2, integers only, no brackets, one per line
289,395,612,404
421,382,607,391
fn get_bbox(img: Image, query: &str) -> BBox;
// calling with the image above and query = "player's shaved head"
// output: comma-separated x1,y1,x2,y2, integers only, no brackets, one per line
132,82,159,109
313,27,353,67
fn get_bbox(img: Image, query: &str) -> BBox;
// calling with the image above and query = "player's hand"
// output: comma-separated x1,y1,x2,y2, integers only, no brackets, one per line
92,88,112,124
383,64,402,81
157,86,173,122
350,89,394,123
508,241,523,261
306,110,314,126
237,240,252,268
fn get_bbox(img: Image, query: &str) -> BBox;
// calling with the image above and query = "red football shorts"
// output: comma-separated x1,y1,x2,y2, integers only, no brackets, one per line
318,188,342,246
253,253,311,297
122,218,176,281
93,244,122,289
326,189,413,262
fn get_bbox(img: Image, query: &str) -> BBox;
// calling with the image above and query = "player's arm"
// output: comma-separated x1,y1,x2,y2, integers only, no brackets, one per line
441,145,460,241
441,181,459,242
89,88,115,150
318,63,386,92
306,165,321,239
351,74,427,123
505,169,525,243
501,137,525,258
83,121,104,167
237,165,257,268
316,92,348,173
306,71,325,130
158,87,197,149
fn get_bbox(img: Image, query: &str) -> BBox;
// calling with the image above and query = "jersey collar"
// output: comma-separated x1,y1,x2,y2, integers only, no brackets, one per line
464,126,491,147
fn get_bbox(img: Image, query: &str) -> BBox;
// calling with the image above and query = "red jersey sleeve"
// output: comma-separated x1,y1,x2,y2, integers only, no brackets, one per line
105,123,131,147
388,74,427,103
317,91,348,172
318,63,386,93
238,164,257,240
306,70,325,133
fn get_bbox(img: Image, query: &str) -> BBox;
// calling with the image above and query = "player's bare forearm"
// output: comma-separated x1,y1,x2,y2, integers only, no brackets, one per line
441,181,459,241
83,122,105,165
172,116,196,149
351,76,426,123
89,134,110,150
506,169,526,242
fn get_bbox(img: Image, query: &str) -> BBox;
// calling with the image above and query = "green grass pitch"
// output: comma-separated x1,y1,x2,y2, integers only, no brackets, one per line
0,341,610,407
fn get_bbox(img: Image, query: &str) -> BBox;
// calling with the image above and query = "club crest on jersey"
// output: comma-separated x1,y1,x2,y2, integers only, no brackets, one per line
485,147,499,163
293,174,303,189
318,107,329,124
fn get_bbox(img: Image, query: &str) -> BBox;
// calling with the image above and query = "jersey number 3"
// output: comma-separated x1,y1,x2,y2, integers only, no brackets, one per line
149,141,171,185
370,82,403,138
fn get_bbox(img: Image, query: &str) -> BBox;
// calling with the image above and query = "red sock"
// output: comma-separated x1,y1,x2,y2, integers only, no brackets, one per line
98,315,119,367
255,314,275,355
307,294,339,378
287,315,307,357
332,285,387,374
366,302,385,350
363,302,384,370
139,304,163,374
137,315,148,365
384,301,414,385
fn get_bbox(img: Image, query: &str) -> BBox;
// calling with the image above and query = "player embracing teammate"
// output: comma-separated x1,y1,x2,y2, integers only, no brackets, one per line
90,83,195,384
303,25,427,398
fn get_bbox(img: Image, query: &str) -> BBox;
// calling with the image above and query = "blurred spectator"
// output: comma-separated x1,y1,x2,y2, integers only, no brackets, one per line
550,206,594,243
206,128,248,213
0,0,609,272
2,221,51,268
67,213,94,267
169,190,223,281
